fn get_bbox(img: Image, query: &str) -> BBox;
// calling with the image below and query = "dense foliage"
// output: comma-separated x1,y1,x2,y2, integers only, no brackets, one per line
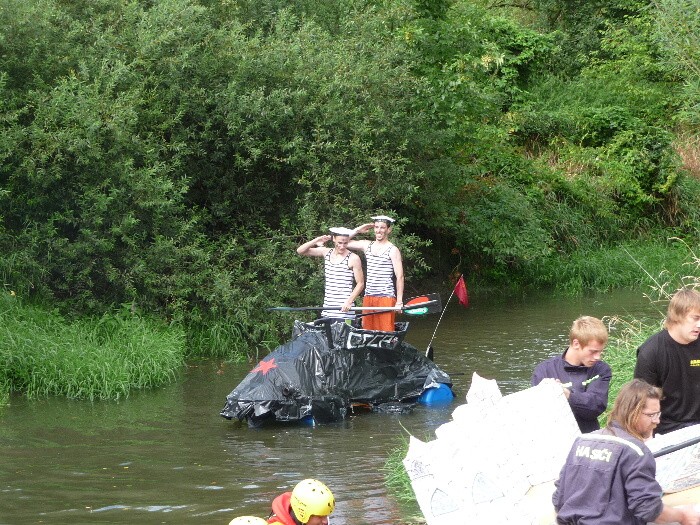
1,0,699,356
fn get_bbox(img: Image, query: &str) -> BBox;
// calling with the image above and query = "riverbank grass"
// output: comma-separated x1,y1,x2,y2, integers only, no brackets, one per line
1,294,185,401
384,435,416,505
601,316,662,415
525,239,696,294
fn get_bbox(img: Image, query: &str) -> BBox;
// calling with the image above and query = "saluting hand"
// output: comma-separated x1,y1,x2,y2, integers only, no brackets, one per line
315,235,331,247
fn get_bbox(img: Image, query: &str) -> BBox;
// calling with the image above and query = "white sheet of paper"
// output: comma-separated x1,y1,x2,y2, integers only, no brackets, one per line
403,373,580,524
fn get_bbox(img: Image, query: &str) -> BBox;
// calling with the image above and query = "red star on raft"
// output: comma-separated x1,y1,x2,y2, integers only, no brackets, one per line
251,358,278,375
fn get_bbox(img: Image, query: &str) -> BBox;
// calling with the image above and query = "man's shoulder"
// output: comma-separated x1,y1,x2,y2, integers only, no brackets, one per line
533,354,561,373
542,353,562,364
637,330,667,353
637,328,700,355
592,360,612,375
590,427,648,455
537,354,560,365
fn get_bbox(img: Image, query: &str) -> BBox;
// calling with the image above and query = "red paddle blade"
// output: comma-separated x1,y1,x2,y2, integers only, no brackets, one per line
403,293,442,315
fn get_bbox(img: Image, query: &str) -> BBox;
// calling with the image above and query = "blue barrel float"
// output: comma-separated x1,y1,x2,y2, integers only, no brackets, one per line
418,382,454,405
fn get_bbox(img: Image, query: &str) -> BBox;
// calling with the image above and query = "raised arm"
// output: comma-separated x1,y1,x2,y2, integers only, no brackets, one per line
349,223,374,238
297,235,331,257
347,223,373,251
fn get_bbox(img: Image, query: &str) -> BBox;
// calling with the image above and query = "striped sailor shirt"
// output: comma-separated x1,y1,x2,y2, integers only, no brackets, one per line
364,241,396,297
321,249,355,319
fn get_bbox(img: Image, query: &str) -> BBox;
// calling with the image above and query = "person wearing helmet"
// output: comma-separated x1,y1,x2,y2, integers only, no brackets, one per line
267,478,335,525
229,517,268,525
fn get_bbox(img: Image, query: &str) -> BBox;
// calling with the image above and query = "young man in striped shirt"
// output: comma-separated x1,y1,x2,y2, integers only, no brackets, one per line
348,215,404,332
297,227,364,322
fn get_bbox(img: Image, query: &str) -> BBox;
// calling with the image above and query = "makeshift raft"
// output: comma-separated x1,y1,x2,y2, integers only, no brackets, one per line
220,320,453,426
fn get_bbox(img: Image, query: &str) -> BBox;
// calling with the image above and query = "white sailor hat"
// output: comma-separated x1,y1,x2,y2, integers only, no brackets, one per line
371,215,395,224
329,227,354,236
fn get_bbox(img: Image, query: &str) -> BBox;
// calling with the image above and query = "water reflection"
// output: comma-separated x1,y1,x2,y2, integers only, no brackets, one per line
0,289,664,524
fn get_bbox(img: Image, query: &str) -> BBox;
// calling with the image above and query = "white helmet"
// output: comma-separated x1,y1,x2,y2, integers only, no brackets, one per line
228,516,267,525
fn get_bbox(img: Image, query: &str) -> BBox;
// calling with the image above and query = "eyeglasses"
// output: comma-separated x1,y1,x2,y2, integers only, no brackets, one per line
642,411,661,420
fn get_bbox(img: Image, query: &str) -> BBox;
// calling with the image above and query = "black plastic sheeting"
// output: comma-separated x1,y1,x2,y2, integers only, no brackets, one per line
220,320,452,426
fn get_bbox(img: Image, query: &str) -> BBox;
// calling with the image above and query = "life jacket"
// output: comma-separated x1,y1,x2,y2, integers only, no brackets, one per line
267,492,297,525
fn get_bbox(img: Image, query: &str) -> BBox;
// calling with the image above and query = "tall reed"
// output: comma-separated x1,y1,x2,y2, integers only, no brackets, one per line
524,239,694,294
0,294,185,401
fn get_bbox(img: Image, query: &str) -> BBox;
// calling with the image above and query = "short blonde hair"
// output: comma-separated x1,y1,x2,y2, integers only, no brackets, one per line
569,316,608,347
665,287,700,328
607,379,662,441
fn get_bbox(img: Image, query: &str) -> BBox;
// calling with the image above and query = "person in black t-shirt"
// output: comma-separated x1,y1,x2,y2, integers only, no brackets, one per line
634,287,700,435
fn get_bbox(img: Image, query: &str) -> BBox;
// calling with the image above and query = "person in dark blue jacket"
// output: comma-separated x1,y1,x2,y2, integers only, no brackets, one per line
532,316,612,432
553,379,700,525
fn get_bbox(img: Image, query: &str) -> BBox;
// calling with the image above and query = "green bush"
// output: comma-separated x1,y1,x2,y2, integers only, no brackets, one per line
1,0,699,362
653,0,700,125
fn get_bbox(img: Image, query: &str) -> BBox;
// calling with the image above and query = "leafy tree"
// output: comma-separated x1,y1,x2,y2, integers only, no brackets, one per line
652,0,700,125
1,0,699,358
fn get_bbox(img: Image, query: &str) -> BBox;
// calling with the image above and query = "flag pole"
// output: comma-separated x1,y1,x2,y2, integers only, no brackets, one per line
425,275,460,358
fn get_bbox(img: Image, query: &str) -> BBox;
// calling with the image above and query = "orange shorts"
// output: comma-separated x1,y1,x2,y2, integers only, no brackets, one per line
361,296,396,332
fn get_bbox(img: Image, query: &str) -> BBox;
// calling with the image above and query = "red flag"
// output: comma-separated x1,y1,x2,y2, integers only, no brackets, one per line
454,275,469,308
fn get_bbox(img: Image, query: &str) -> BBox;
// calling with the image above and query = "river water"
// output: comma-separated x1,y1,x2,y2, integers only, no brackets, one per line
0,289,665,524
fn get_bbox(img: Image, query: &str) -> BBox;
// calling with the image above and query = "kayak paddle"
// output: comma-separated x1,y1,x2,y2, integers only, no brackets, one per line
268,293,442,316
